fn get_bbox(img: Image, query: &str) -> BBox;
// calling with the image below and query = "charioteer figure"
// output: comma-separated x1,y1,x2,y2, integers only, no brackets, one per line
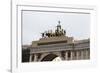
41,21,66,38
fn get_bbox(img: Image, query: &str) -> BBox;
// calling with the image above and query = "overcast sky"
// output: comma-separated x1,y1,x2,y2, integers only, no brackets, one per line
22,11,90,45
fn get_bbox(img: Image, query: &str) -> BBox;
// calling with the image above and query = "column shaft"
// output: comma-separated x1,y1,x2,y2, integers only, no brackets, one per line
34,54,37,62
65,51,68,60
70,51,73,60
76,51,79,60
81,50,84,59
29,54,32,62
86,50,89,59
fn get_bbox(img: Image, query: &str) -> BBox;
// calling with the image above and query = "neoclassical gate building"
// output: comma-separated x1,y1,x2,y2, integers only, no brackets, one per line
22,22,90,62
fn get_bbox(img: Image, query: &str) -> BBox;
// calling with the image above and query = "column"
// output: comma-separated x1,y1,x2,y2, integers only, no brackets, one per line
85,50,89,59
65,51,68,60
88,50,90,59
78,50,81,60
73,51,77,60
81,50,84,60
70,51,73,60
84,50,86,59
76,51,79,60
34,54,37,62
29,54,32,62
83,50,87,59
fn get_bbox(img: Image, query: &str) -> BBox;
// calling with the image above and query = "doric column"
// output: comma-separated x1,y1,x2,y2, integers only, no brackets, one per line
29,54,32,62
81,50,84,60
34,54,37,62
88,50,90,59
65,51,68,60
74,51,77,60
85,50,88,59
76,51,79,60
70,51,73,60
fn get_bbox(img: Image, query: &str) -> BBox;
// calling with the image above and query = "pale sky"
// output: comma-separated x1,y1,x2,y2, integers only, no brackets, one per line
22,11,90,45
